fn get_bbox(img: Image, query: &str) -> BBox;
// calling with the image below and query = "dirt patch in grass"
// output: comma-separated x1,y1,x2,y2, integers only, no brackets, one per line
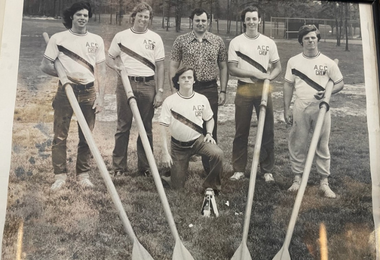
2,18,373,260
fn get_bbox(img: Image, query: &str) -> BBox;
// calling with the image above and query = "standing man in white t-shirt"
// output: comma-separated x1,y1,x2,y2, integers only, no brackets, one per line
107,2,165,177
40,1,106,190
283,25,344,198
228,6,281,182
159,67,224,194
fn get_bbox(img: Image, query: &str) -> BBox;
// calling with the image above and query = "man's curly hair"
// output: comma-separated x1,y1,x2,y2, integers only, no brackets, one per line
62,2,92,29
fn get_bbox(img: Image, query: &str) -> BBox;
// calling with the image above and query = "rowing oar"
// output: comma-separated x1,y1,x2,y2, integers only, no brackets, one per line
272,59,339,260
231,79,271,260
119,68,195,260
42,32,154,260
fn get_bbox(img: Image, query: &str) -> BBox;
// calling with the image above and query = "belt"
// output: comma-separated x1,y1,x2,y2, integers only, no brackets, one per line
171,137,197,147
194,79,217,89
128,75,154,82
60,81,94,91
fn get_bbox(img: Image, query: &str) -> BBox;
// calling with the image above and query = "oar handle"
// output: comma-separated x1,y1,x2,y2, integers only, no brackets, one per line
241,79,271,243
42,33,139,243
119,68,182,242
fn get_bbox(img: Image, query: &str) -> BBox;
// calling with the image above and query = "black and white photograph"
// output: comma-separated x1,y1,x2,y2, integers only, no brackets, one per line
0,0,379,259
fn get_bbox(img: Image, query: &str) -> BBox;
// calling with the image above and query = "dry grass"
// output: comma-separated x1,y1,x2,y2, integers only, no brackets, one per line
2,17,374,260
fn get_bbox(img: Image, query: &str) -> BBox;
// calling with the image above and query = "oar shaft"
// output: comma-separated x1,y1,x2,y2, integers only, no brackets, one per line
43,33,138,243
241,79,270,243
282,80,335,248
64,86,138,242
120,69,182,241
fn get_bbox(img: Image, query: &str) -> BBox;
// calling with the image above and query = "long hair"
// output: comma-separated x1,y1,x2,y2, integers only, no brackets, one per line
62,1,92,29
130,2,153,23
172,67,197,90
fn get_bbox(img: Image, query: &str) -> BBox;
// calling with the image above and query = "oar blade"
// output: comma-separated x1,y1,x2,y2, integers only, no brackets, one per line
132,240,155,260
272,246,291,260
231,243,252,260
172,240,195,260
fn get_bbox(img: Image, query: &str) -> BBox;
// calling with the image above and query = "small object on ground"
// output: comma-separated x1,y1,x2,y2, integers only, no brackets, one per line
201,188,219,217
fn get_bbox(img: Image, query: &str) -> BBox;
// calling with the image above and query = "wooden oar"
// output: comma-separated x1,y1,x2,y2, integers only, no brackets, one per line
119,68,195,260
43,32,154,260
231,79,271,260
272,60,339,260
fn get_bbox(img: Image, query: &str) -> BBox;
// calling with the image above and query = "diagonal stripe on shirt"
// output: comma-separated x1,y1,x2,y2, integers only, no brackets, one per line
292,69,325,91
171,109,203,134
118,43,156,71
235,51,267,73
57,45,94,74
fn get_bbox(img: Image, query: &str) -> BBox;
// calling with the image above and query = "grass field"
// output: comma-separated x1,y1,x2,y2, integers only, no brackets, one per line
1,17,374,260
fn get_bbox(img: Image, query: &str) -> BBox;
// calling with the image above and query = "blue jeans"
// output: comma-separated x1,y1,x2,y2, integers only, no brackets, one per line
193,80,219,173
52,83,96,175
112,77,156,173
170,135,223,191
232,81,274,174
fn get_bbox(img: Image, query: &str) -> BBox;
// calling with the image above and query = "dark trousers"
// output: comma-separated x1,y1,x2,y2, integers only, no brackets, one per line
170,135,223,191
232,81,275,174
112,77,156,173
193,80,219,173
52,84,96,175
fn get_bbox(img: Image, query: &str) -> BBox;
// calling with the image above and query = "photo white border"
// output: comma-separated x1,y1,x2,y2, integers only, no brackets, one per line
0,0,24,256
0,0,379,259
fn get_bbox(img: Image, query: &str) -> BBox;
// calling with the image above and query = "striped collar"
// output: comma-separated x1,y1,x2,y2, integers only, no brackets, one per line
177,91,195,99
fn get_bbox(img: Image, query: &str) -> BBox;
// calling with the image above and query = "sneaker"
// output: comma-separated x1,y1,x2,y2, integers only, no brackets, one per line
230,172,245,181
319,182,336,199
264,173,275,182
51,173,67,191
288,175,301,192
77,173,94,188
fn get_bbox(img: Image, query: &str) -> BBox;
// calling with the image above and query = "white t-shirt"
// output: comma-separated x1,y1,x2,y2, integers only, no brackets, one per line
44,30,105,85
108,28,165,77
228,33,280,83
159,92,213,142
285,52,343,101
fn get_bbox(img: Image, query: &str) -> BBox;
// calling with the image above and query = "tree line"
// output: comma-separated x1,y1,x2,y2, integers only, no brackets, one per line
23,0,359,48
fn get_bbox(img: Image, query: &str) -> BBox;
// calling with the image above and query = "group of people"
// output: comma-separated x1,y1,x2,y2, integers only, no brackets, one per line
40,2,343,200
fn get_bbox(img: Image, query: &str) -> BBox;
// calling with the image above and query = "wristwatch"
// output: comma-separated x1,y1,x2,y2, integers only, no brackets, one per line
158,88,164,93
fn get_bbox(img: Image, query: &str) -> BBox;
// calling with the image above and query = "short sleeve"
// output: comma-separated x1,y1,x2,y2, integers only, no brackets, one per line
217,37,227,63
154,36,165,62
269,40,280,63
170,37,182,62
228,39,238,63
202,96,213,121
108,33,121,59
44,34,59,62
329,61,344,84
284,58,295,83
159,98,172,126
96,36,106,63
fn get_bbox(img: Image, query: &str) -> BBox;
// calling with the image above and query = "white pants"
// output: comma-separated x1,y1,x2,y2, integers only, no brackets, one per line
289,99,331,177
